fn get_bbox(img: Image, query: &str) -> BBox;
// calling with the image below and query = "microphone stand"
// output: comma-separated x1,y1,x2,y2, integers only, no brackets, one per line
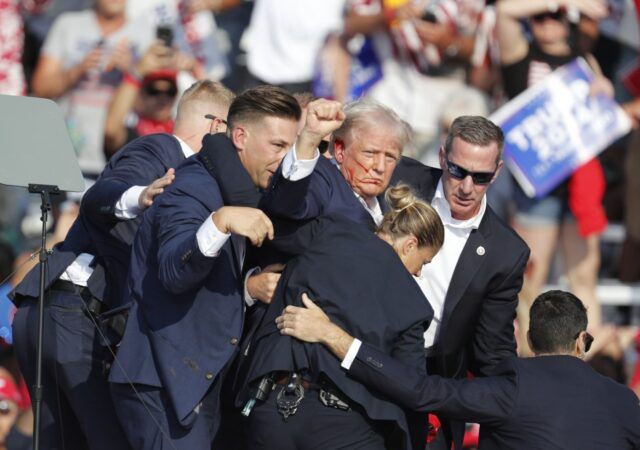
27,184,59,450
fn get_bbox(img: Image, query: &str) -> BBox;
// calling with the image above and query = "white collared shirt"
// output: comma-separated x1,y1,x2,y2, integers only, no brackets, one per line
418,180,487,351
343,180,488,368
355,193,384,226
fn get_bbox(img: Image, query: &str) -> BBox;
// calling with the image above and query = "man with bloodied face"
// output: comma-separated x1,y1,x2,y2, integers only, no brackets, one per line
254,99,432,447
261,98,411,231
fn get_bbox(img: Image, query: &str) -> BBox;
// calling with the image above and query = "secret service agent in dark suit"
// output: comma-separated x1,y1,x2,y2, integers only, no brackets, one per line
108,88,344,449
11,80,242,450
277,290,640,450
11,134,182,450
390,117,530,448
392,157,528,378
237,213,436,450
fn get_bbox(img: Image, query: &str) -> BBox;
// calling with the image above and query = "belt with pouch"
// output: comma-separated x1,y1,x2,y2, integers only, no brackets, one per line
50,279,128,342
273,372,351,412
50,279,105,316
242,371,352,420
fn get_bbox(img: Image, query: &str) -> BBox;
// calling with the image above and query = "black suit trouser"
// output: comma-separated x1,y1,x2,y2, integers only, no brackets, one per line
12,291,132,450
246,385,387,450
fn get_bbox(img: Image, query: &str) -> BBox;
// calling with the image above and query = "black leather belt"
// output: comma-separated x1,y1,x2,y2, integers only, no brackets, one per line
50,279,81,293
273,372,319,390
273,372,351,411
50,279,105,317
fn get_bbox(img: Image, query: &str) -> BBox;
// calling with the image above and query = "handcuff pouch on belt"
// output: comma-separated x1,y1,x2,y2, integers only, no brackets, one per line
276,373,305,421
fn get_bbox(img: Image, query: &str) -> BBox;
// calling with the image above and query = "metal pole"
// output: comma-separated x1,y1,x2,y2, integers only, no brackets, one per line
29,186,55,450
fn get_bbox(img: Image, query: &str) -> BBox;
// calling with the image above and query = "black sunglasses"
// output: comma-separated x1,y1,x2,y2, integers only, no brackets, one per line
445,158,496,185
204,114,228,125
532,11,565,22
143,84,178,97
575,331,594,353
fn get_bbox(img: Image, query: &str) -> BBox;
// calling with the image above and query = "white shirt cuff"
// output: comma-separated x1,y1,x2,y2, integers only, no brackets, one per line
114,185,146,219
340,338,362,370
243,267,261,307
196,213,231,257
281,145,320,181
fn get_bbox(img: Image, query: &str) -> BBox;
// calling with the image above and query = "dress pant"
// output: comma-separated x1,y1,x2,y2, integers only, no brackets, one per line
12,290,131,450
110,380,222,450
246,384,387,450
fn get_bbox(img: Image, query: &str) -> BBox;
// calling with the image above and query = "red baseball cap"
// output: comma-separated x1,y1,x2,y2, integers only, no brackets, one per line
0,374,21,405
142,69,177,86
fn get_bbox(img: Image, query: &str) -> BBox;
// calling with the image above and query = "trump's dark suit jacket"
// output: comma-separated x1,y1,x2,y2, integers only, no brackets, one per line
237,214,433,450
349,342,640,450
261,155,378,229
109,155,245,426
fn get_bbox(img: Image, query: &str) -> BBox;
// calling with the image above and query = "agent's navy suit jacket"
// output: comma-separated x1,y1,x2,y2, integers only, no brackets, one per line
238,214,433,450
13,133,186,308
109,155,245,427
349,342,640,450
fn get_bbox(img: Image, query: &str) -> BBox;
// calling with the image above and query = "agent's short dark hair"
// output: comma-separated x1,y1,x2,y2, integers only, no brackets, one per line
528,290,588,354
228,85,301,130
444,116,504,164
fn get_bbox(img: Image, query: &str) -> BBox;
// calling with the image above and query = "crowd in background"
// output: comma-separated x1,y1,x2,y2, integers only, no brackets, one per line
0,0,639,448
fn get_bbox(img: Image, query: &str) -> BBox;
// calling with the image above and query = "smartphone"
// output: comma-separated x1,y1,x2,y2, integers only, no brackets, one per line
422,11,437,23
156,25,174,47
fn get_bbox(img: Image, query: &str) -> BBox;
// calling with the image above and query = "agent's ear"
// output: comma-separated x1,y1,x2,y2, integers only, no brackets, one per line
575,330,589,358
401,235,418,257
439,146,447,171
490,160,504,185
212,117,226,134
230,125,248,153
333,138,346,164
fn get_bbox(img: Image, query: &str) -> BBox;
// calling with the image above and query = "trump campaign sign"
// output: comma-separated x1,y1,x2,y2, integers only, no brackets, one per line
490,58,631,198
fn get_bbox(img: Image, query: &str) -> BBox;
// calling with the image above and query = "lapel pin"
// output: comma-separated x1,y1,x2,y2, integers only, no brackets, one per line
476,246,485,256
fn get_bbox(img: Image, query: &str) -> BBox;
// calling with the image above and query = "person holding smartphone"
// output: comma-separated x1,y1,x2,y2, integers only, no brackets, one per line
104,27,201,157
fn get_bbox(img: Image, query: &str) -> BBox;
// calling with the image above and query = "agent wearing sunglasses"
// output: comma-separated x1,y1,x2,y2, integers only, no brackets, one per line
276,289,640,450
389,115,530,449
496,0,612,357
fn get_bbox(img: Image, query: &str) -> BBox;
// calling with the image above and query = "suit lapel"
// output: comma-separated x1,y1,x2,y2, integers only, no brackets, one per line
230,235,244,275
361,207,377,231
441,214,492,325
